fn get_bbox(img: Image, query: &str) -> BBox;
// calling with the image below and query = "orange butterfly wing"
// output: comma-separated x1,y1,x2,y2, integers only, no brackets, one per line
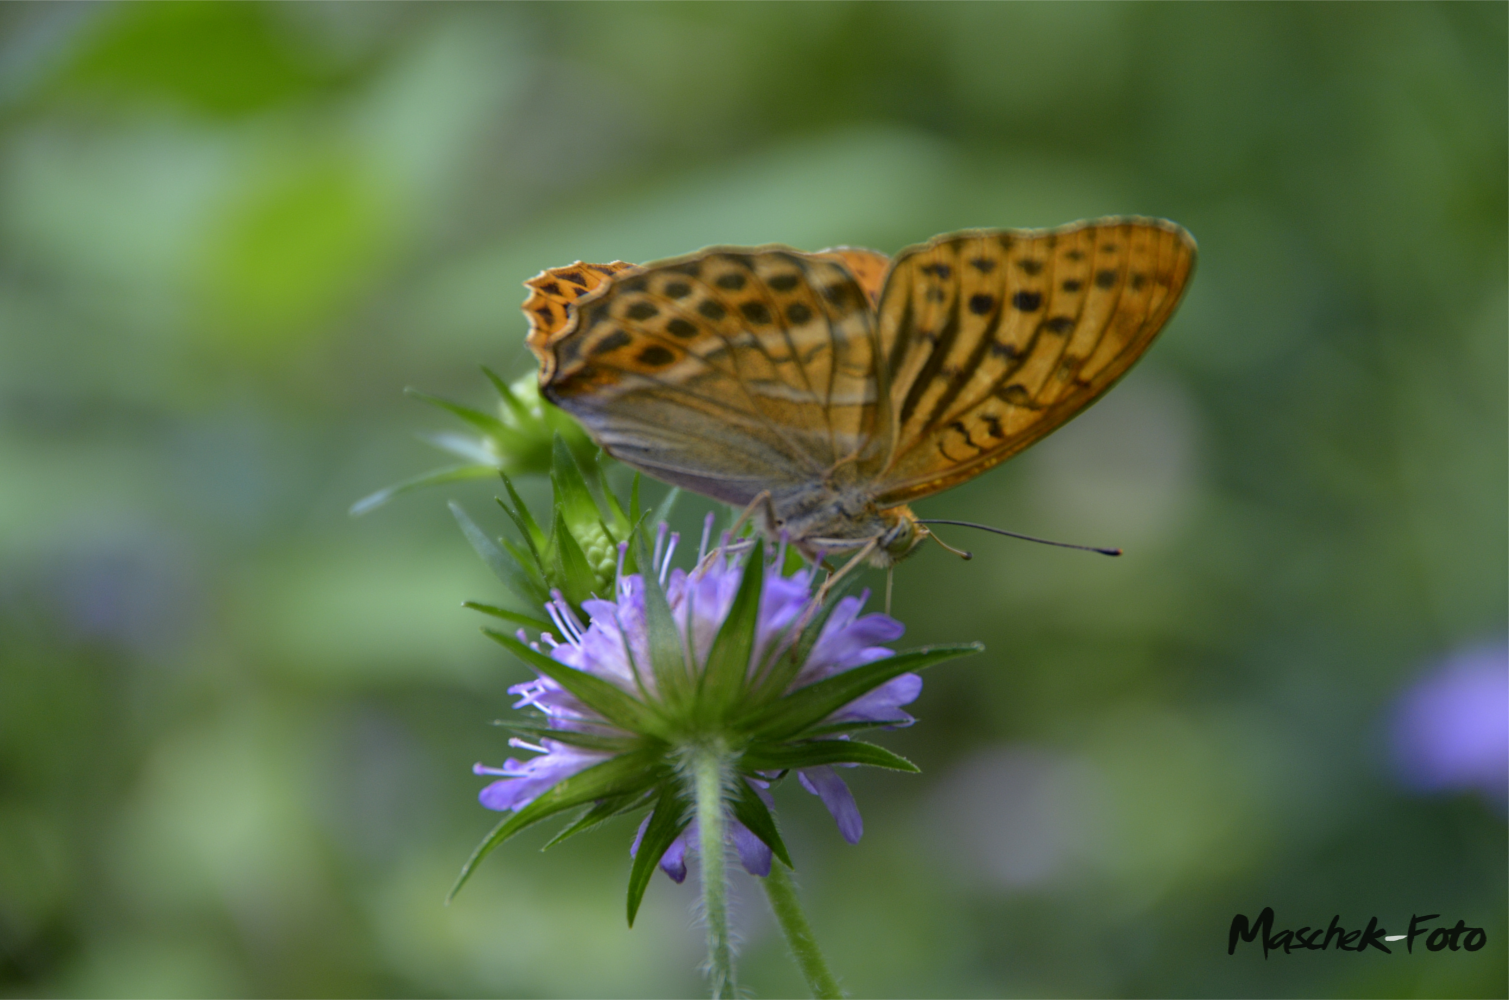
524,260,639,382
871,217,1196,505
527,247,888,506
814,246,891,308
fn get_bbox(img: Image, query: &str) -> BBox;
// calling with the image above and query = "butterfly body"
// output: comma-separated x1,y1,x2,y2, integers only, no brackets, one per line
525,218,1195,566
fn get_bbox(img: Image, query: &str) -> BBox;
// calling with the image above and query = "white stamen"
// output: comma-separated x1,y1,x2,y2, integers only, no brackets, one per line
653,521,669,568
544,600,570,643
508,737,548,754
552,595,579,643
698,511,716,563
547,590,585,644
660,532,679,583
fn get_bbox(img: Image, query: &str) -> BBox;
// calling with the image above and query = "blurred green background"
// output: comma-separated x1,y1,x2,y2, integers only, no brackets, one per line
1,3,1504,997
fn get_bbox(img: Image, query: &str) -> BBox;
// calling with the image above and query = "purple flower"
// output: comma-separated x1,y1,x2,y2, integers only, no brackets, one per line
451,514,979,924
1390,643,1508,810
471,521,927,881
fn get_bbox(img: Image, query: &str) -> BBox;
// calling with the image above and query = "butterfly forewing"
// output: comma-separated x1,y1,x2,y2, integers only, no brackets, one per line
530,247,888,506
872,218,1196,504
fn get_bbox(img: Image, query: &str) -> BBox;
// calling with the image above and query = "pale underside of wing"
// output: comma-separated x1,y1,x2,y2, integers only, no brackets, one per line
871,218,1197,506
528,247,889,507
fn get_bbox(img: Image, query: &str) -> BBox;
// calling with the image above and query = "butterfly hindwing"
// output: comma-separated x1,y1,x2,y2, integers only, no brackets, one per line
524,261,639,378
872,218,1196,504
813,246,891,309
530,247,888,506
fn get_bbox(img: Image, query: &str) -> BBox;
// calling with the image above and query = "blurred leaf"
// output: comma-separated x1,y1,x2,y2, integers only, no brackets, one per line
49,3,350,117
349,463,496,516
417,431,498,466
201,155,397,342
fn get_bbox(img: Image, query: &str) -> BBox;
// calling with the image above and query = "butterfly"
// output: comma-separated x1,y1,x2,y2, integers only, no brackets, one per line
523,217,1196,572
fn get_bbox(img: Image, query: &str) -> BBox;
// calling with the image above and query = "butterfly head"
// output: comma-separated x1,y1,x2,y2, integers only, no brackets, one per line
872,505,927,568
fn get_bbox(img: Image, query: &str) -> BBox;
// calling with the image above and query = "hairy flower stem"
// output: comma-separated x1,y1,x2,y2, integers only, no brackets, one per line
689,740,735,998
762,860,843,999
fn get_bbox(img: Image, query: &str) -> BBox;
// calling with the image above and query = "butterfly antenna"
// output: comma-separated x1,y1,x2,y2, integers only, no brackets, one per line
923,527,973,561
916,519,1122,557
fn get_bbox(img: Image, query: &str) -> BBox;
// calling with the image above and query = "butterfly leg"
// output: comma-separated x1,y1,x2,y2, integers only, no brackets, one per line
725,490,781,542
812,537,879,608
696,491,776,574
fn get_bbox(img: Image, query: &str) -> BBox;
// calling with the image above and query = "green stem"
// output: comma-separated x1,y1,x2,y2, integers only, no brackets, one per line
689,741,735,998
762,860,843,999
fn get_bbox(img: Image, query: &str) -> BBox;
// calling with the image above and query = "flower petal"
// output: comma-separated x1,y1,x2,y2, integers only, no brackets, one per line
798,765,864,843
833,672,923,725
475,743,608,812
731,819,772,877
659,830,689,883
631,813,689,883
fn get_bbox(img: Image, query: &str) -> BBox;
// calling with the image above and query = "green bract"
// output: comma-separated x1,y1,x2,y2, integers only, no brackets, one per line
351,367,597,515
449,439,677,626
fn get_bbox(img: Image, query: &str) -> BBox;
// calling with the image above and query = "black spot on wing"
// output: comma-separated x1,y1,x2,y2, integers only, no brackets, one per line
637,345,674,367
948,420,984,453
591,330,631,355
994,383,1040,408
